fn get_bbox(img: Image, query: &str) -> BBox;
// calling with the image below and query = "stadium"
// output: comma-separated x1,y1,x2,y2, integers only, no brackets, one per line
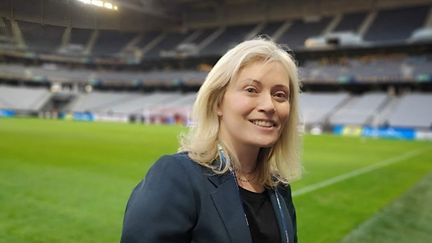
1,0,432,242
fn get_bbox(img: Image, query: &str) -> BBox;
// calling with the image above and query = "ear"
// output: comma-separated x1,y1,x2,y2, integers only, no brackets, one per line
215,93,225,116
216,105,223,116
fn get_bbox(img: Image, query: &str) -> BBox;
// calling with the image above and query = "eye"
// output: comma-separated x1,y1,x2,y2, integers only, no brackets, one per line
273,91,289,100
244,86,257,93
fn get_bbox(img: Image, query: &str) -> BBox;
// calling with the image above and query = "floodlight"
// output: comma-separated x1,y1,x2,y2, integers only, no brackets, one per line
104,2,113,9
75,0,118,11
92,0,103,7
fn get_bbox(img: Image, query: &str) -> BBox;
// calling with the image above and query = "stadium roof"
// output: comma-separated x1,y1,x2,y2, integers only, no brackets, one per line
1,0,431,31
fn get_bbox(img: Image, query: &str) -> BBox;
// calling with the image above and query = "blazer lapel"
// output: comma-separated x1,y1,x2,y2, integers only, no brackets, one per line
268,188,295,243
208,173,252,243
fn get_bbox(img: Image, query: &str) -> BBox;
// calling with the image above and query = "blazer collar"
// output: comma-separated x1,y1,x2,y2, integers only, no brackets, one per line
268,188,296,243
207,169,295,243
208,172,252,243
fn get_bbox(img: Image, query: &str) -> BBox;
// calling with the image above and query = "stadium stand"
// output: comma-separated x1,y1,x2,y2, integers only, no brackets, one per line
299,92,350,126
0,85,50,111
100,92,183,114
19,21,63,53
144,30,192,59
70,27,92,47
1,53,431,86
278,17,332,49
199,23,256,56
329,92,388,126
300,55,432,83
387,93,432,129
333,12,367,33
255,21,285,39
135,31,161,50
364,6,430,43
0,0,431,138
182,27,216,50
0,17,14,48
70,91,138,112
92,30,136,57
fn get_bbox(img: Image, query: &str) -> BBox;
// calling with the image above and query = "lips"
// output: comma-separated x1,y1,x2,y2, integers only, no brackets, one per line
249,119,277,128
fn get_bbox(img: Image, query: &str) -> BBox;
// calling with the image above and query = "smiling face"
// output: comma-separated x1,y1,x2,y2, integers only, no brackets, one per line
217,60,291,153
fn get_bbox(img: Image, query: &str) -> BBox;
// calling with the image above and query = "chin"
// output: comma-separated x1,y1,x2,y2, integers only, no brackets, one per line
255,140,277,148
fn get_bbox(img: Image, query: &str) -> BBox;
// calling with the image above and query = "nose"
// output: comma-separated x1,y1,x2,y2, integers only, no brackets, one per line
257,93,275,114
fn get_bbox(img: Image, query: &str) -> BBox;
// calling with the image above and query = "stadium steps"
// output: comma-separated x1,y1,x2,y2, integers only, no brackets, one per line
322,14,343,35
121,33,142,53
141,32,166,56
387,93,432,128
329,93,388,126
0,86,50,111
88,93,141,113
197,27,225,53
323,94,353,126
245,23,266,40
59,26,71,50
70,92,139,113
300,92,350,126
31,90,53,111
11,19,26,49
370,95,401,127
358,11,377,36
272,21,292,42
426,6,432,27
182,30,202,44
84,30,99,55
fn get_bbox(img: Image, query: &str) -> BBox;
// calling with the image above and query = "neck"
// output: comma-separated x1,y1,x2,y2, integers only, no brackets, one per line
218,140,264,192
221,141,259,173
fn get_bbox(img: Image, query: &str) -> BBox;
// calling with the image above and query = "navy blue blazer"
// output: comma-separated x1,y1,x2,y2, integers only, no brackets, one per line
121,152,297,243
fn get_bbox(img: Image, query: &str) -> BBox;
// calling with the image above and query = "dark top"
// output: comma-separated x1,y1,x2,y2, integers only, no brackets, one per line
240,187,281,243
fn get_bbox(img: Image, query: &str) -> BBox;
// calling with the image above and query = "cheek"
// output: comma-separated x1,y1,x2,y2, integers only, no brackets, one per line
278,104,291,123
225,95,254,116
236,99,254,114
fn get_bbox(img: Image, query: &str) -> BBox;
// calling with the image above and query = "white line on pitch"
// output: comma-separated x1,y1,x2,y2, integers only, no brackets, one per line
292,146,431,197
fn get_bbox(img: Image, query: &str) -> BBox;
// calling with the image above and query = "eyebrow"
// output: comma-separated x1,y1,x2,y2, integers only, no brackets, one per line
242,79,262,86
241,79,290,91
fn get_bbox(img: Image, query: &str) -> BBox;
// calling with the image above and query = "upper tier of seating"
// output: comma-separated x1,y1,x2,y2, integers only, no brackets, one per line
2,4,430,59
1,53,431,85
299,55,432,83
200,23,256,56
92,30,135,56
278,17,332,49
364,6,430,43
333,12,367,32
19,21,64,53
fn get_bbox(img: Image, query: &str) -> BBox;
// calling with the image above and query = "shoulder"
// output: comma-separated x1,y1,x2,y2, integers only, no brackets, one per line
128,152,203,206
277,183,293,195
146,152,204,180
275,183,294,204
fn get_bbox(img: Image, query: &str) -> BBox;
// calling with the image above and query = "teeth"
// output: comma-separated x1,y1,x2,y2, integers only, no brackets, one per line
251,120,275,127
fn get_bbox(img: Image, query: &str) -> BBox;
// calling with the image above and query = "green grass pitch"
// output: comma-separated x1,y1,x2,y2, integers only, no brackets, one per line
0,118,431,243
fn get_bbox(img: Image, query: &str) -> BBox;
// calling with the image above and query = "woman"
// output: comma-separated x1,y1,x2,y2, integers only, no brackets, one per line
121,38,302,243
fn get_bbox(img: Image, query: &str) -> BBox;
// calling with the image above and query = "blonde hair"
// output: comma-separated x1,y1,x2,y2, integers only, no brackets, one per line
180,38,302,187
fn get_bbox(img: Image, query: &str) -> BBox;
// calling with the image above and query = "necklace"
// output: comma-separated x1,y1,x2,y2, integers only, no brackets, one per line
236,173,256,183
237,176,253,183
